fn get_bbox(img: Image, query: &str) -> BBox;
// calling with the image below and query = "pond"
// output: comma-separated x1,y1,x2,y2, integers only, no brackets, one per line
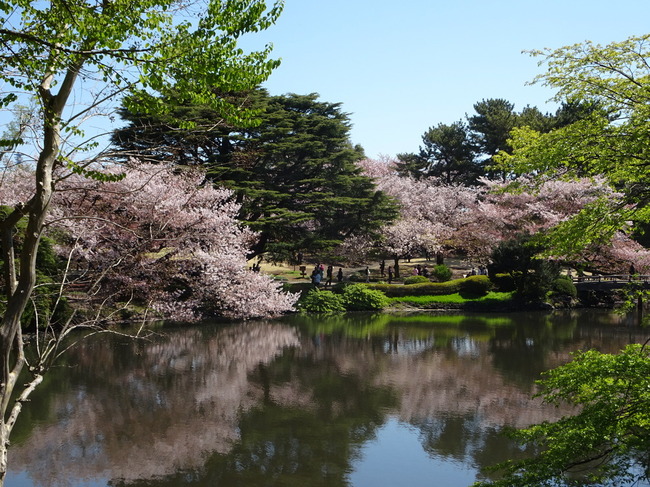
7,310,649,487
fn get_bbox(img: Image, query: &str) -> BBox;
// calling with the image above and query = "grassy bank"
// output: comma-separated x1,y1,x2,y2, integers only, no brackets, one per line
389,291,515,306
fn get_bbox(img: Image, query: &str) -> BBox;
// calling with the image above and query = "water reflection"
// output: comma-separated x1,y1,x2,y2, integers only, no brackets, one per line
8,310,647,487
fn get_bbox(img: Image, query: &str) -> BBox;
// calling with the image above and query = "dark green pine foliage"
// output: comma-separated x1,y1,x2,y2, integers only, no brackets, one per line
395,98,607,186
467,98,518,160
112,90,398,259
396,120,481,185
217,92,397,258
111,88,264,168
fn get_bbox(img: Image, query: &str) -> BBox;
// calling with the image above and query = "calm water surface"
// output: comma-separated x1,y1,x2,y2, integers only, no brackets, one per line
7,310,648,487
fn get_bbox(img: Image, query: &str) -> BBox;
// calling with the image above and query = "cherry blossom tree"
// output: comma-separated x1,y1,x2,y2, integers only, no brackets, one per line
453,178,608,258
2,163,297,322
357,158,649,275
455,177,650,273
356,158,478,277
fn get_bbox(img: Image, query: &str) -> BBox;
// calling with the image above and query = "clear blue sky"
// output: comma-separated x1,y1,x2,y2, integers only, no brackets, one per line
240,0,650,159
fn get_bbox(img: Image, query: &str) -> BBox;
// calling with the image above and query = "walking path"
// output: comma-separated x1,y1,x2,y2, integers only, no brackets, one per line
257,257,476,284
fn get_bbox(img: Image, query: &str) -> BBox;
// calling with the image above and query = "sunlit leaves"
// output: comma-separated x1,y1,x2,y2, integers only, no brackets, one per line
0,0,283,137
475,345,650,487
492,34,650,257
528,35,650,115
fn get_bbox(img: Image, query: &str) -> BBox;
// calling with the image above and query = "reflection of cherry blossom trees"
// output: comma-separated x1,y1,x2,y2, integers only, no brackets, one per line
12,314,642,486
9,322,301,485
1,163,297,321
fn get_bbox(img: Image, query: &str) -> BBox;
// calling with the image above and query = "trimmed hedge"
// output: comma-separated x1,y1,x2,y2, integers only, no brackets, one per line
403,275,430,285
459,275,493,296
368,275,492,297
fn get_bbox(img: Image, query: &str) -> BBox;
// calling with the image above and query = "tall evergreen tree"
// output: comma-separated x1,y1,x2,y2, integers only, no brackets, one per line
113,91,398,259
396,121,480,185
467,98,518,159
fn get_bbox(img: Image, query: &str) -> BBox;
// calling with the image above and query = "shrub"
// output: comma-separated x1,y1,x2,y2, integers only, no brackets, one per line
488,235,560,302
491,273,516,292
516,261,561,302
342,284,389,311
299,289,345,313
331,281,351,293
369,277,476,297
431,264,452,282
403,275,429,285
552,277,577,298
459,275,493,296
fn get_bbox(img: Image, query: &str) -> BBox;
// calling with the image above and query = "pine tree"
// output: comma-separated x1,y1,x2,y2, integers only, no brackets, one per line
113,91,398,259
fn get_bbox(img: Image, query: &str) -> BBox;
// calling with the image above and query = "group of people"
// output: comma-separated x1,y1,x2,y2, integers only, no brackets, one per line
311,263,344,287
464,266,488,277
378,260,396,284
410,264,430,277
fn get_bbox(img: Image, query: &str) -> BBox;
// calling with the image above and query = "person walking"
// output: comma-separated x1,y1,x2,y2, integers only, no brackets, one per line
311,268,322,288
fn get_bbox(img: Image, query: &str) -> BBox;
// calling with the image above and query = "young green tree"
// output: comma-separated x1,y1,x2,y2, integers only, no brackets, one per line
496,33,650,256
474,344,650,487
0,1,282,484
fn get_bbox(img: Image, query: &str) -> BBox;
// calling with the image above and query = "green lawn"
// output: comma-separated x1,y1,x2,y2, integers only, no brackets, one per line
390,291,515,305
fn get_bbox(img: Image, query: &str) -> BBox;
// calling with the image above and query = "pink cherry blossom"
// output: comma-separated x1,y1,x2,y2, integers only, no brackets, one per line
1,163,298,321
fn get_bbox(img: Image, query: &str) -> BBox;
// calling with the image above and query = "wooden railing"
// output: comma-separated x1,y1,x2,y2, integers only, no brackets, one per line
572,274,650,283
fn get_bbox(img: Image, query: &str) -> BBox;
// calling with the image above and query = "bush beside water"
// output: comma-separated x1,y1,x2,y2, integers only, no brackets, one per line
342,284,390,311
552,277,577,298
299,284,389,313
299,290,345,313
